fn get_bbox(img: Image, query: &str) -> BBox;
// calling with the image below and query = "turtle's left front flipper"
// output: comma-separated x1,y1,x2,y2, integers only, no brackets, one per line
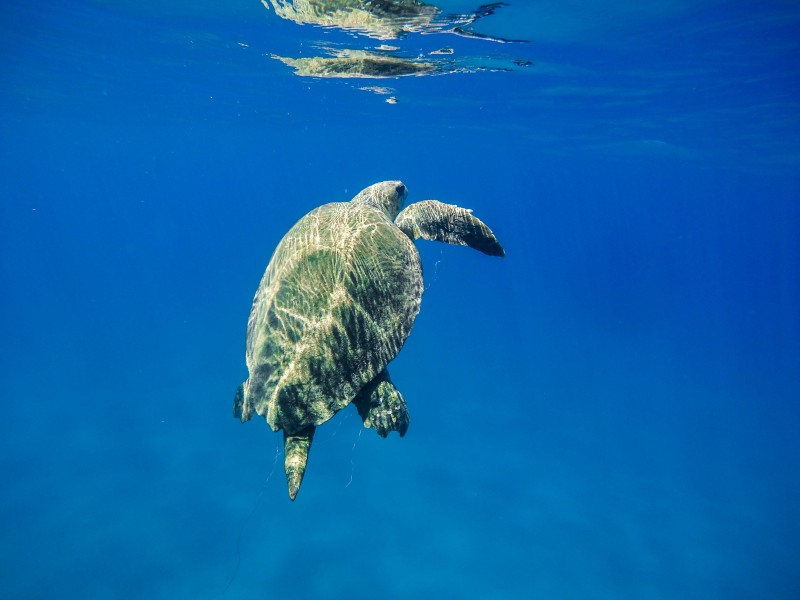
395,200,504,257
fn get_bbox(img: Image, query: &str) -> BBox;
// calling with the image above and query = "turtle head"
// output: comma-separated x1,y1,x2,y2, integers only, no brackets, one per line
350,181,408,220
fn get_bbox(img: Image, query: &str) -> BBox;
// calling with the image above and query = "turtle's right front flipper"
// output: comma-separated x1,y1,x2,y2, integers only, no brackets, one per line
395,199,505,257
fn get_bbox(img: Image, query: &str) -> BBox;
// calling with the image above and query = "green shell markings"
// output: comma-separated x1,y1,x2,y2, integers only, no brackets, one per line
234,181,504,500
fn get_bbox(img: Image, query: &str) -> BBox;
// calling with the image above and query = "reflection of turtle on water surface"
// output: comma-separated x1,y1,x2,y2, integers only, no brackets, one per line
272,50,437,78
262,0,518,41
271,47,529,79
234,181,504,500
272,50,438,78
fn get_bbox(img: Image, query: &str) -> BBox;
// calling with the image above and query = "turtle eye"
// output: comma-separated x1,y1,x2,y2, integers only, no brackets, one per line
395,183,407,196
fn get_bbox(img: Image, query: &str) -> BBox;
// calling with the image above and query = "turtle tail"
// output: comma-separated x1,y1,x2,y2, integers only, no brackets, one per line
284,426,316,501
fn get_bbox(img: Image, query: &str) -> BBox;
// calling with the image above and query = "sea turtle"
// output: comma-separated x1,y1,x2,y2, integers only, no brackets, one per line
234,181,504,500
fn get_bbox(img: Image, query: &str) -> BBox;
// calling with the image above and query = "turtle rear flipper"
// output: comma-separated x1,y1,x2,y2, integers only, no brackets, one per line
395,199,505,257
233,382,254,422
353,369,410,438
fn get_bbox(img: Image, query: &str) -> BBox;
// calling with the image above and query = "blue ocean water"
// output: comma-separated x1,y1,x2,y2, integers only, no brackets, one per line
1,0,799,598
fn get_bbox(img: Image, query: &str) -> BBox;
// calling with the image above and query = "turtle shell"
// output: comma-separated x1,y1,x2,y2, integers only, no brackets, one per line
239,201,422,435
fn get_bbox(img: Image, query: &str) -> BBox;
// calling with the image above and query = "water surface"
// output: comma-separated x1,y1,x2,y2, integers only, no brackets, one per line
1,1,799,598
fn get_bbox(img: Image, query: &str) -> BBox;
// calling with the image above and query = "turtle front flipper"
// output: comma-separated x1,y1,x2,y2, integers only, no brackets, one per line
353,370,410,438
394,199,505,257
284,425,316,501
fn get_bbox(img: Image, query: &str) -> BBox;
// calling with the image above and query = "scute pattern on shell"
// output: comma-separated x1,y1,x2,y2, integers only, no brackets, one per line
238,201,423,435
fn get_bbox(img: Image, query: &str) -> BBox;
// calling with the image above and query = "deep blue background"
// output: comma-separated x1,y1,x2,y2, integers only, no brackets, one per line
1,1,799,598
